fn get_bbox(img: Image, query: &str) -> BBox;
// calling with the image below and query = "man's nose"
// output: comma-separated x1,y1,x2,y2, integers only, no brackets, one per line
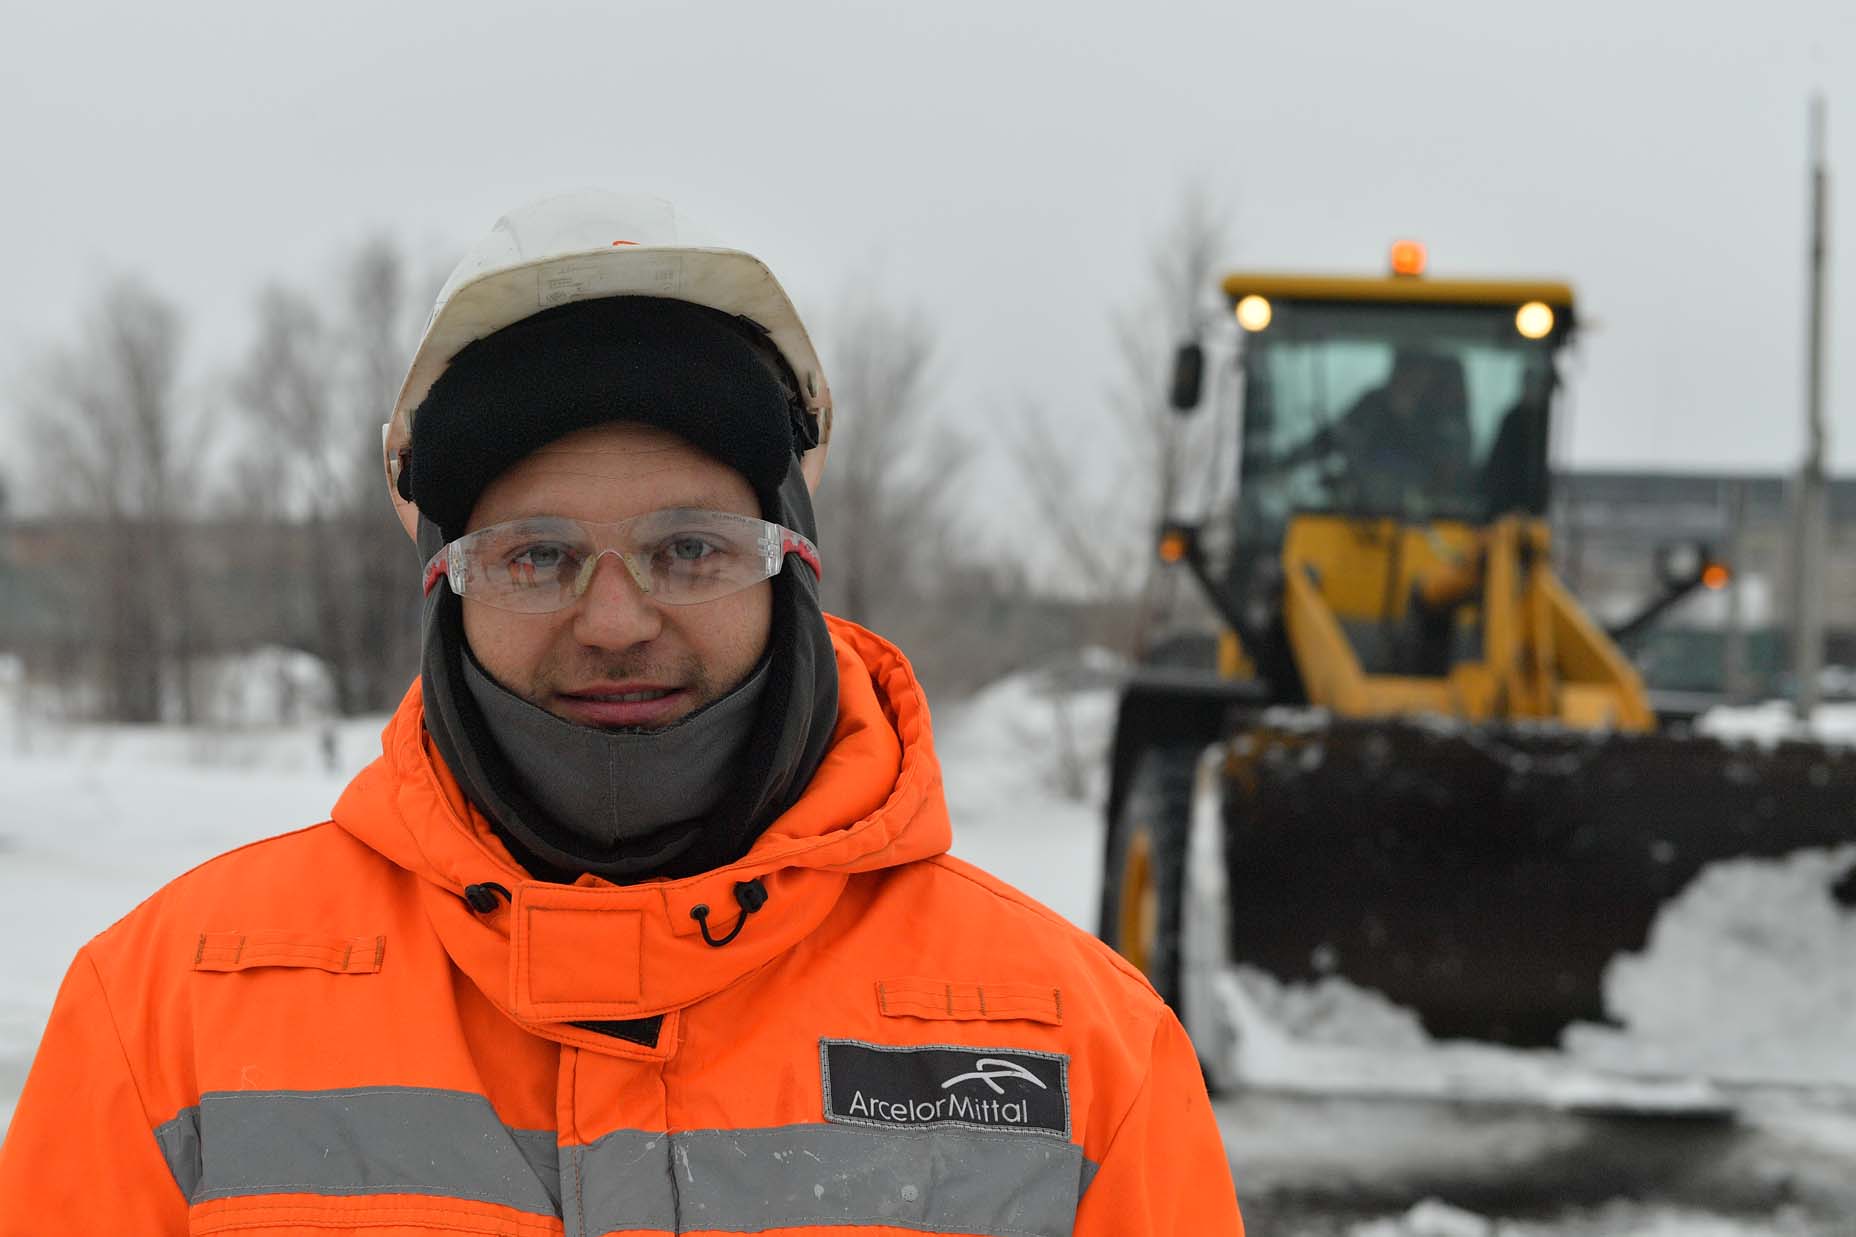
570,550,663,647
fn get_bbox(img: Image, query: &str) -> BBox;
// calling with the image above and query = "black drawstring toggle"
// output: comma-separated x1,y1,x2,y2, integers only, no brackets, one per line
690,878,769,948
463,882,512,914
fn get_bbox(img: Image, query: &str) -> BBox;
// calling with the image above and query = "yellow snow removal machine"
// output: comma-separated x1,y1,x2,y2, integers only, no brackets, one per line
1099,244,1856,1111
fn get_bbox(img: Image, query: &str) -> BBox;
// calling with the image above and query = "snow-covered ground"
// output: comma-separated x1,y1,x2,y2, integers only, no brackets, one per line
1335,1199,1828,1237
0,705,388,1130
1696,698,1856,747
935,657,1117,930
3,657,1853,1233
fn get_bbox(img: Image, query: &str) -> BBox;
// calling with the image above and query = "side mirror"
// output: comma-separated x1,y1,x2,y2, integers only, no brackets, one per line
1169,341,1205,412
1612,539,1730,645
1654,540,1722,593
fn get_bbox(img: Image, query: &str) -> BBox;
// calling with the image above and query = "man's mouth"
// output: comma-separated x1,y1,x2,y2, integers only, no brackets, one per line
554,684,690,728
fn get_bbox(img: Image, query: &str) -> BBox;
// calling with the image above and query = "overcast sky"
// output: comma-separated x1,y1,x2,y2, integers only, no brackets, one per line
4,0,1854,524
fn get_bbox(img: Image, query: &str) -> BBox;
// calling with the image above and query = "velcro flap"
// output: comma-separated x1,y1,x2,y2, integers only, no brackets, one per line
876,978,1063,1026
509,884,645,1020
193,930,385,975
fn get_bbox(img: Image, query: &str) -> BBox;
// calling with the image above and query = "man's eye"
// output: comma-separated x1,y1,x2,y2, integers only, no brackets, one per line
663,536,717,563
507,542,574,579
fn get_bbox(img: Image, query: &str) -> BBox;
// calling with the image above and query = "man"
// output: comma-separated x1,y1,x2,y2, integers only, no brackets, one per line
0,192,1242,1234
1296,347,1474,515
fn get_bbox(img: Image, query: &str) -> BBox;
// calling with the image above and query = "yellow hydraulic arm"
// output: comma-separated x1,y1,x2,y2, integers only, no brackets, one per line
1276,514,1655,732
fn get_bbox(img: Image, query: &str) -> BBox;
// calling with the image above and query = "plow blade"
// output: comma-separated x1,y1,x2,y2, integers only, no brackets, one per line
1218,715,1856,1073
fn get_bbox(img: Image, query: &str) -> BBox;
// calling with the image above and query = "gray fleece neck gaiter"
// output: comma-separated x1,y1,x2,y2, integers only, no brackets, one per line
460,649,769,853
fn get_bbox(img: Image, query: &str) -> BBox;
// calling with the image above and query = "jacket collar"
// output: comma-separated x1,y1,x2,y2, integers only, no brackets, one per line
332,619,951,1052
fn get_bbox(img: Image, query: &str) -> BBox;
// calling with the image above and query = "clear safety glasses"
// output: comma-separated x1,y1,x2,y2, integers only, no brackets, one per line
423,508,822,614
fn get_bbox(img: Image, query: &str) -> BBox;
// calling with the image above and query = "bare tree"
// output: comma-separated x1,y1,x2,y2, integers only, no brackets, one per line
235,285,342,512
813,293,969,632
24,278,206,722
231,235,428,715
1009,404,1129,598
1009,189,1228,640
1110,188,1227,536
233,284,353,705
335,235,427,712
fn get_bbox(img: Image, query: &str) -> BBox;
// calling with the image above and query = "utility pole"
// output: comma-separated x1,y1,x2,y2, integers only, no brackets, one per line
1724,479,1749,702
1793,96,1831,720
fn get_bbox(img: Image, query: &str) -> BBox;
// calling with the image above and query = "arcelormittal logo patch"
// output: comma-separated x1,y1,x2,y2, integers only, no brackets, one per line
820,1039,1070,1138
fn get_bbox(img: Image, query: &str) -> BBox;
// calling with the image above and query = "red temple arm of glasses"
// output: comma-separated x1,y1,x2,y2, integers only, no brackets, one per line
784,537,822,579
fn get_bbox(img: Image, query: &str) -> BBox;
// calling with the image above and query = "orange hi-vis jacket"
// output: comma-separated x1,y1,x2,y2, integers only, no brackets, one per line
0,620,1242,1235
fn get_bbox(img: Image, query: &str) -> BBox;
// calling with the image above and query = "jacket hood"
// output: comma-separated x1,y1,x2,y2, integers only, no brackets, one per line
331,617,950,1048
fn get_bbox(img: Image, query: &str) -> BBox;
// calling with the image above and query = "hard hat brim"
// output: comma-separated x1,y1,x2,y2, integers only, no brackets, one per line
385,243,830,472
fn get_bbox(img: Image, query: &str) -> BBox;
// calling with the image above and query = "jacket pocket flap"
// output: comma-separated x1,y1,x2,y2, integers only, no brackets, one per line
876,978,1062,1025
192,930,385,975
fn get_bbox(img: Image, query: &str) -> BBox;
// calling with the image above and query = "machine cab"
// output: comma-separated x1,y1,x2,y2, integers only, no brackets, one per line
1225,268,1574,554
1165,253,1582,691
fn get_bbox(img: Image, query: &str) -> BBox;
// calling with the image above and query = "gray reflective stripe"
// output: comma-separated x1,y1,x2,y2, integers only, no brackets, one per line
574,1123,1087,1237
564,1128,674,1236
155,1090,1092,1236
511,1126,565,1215
183,1086,559,1215
154,1105,202,1198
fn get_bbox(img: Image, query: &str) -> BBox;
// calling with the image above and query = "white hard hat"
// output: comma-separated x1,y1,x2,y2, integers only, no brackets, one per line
383,191,832,539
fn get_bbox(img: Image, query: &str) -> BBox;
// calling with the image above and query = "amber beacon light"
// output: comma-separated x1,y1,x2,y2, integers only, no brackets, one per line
1389,239,1428,277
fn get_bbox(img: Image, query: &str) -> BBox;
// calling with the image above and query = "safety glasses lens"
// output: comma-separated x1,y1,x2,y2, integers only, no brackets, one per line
470,518,591,610
432,510,814,613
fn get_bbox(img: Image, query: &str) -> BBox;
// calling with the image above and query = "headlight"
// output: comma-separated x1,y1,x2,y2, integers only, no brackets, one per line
1235,295,1273,332
1515,301,1555,339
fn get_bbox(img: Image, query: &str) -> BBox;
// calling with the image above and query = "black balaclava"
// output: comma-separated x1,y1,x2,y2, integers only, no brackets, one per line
406,296,839,883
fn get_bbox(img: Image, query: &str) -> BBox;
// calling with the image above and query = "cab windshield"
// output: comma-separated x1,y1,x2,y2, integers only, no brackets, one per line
1236,301,1561,543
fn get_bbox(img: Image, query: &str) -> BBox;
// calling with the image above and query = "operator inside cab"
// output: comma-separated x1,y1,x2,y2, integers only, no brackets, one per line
1320,347,1474,512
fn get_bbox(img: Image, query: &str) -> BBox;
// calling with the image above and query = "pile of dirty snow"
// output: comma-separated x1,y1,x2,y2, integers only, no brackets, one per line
1335,1198,1822,1237
1564,845,1856,1089
1233,968,1431,1050
1226,842,1856,1098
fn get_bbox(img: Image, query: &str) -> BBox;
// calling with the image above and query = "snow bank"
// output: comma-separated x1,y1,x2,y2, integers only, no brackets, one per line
1564,846,1856,1089
1232,968,1431,1050
1340,1199,1820,1237
1696,700,1856,747
0,646,369,772
1223,843,1856,1099
189,646,339,726
934,655,1120,803
1350,1200,1495,1237
935,655,1121,931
